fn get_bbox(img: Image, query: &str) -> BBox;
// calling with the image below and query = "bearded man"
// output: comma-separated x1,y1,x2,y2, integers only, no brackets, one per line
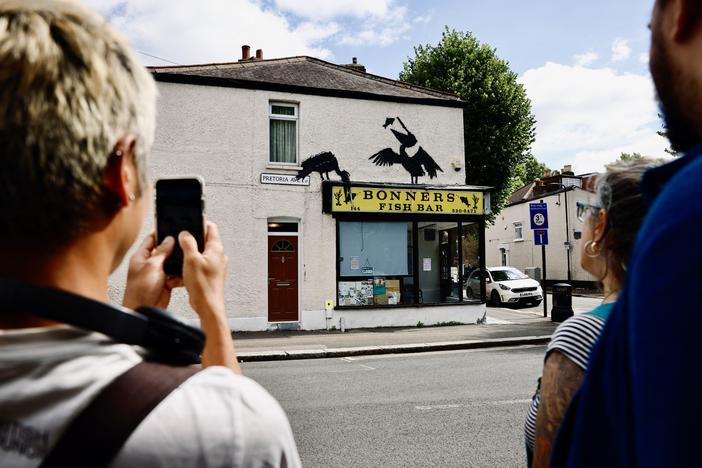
550,1,702,466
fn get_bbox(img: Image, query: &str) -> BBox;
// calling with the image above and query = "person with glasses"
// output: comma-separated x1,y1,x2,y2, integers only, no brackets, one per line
524,161,654,467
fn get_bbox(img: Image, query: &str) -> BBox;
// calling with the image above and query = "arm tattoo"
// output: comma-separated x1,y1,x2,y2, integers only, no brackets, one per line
532,351,584,468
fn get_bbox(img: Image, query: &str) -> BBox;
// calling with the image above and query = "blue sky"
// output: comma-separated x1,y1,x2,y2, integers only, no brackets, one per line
85,0,667,174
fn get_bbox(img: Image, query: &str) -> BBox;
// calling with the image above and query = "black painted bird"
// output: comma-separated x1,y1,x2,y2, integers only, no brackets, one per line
369,117,443,184
460,196,471,208
296,151,350,183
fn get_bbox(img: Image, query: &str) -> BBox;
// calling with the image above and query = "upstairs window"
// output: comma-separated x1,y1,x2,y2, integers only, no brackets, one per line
514,222,523,241
269,102,298,164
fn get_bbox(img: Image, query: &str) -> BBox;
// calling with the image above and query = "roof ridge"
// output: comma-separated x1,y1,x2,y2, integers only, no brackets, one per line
301,56,461,100
148,55,461,102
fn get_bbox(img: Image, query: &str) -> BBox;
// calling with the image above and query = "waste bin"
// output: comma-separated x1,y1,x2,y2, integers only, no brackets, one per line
551,283,574,322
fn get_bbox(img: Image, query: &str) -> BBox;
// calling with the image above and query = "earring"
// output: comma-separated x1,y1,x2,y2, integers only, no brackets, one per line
115,149,123,157
584,240,601,258
128,193,136,202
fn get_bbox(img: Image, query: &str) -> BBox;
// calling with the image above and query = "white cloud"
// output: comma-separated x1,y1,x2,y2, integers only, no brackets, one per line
573,50,598,67
611,37,631,62
82,0,334,65
639,52,649,64
274,0,411,48
519,62,671,174
337,4,411,47
274,0,394,21
413,9,434,24
293,21,341,43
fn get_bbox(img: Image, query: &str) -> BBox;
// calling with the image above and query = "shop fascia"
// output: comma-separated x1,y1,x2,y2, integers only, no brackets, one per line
322,181,492,309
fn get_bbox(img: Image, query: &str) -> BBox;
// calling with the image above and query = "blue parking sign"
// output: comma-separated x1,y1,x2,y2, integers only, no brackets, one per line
534,229,548,245
529,203,549,230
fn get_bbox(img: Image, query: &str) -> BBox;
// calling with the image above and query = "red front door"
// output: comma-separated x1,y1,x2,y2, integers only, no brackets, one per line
268,236,299,322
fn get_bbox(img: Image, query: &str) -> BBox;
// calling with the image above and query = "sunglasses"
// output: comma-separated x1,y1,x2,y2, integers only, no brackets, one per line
576,201,602,222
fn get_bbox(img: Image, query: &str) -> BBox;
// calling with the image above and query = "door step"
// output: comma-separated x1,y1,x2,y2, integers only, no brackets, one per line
268,322,301,332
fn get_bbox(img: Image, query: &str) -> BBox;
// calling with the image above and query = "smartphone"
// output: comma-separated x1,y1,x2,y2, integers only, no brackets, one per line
155,177,205,277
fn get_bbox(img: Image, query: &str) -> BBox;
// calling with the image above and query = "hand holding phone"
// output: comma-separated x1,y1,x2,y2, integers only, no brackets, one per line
156,177,205,277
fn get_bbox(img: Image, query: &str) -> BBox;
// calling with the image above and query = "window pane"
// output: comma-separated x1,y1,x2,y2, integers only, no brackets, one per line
418,222,460,304
461,223,481,302
268,222,298,233
338,222,414,306
339,222,408,276
269,119,296,163
271,105,295,116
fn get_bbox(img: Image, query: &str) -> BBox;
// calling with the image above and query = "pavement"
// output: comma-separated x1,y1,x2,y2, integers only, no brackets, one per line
234,294,603,362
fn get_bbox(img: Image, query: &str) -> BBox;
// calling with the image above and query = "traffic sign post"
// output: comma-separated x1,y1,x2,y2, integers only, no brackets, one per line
529,203,549,230
530,202,549,317
534,229,548,246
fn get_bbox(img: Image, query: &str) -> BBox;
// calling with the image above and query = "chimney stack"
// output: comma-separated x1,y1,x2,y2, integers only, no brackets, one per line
256,49,263,60
241,45,251,61
344,57,366,73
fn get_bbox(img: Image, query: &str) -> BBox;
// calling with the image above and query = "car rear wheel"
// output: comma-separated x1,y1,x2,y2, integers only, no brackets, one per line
491,290,502,307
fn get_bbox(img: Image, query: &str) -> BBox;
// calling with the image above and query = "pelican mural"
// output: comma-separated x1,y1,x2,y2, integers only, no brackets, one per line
369,117,443,184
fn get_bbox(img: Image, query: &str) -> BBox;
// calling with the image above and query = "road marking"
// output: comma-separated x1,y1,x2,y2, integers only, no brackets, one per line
341,357,356,362
358,364,375,370
414,399,531,411
485,316,513,324
416,404,462,410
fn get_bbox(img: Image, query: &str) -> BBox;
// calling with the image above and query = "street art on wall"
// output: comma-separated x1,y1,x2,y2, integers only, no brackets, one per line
296,151,355,202
369,117,443,184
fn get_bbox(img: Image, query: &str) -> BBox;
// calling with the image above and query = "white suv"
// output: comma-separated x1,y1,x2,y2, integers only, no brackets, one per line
465,267,543,306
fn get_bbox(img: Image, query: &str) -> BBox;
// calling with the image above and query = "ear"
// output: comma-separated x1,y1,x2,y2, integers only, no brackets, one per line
671,0,702,42
104,135,138,207
592,209,609,244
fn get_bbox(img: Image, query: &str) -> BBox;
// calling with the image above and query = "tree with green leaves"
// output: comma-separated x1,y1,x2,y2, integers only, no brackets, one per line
400,28,536,219
618,152,645,162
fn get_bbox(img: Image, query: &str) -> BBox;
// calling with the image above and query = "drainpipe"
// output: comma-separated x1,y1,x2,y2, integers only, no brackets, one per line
564,188,572,282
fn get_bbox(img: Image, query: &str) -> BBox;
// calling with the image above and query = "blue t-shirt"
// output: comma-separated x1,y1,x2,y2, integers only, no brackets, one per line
551,146,702,467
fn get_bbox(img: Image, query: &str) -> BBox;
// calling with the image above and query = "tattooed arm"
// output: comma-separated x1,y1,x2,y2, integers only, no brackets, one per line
532,351,584,468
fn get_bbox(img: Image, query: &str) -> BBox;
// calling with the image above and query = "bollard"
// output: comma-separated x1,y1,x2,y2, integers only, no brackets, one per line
551,283,574,322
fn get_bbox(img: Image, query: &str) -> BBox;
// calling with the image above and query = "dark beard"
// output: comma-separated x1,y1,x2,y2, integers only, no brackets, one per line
650,33,702,153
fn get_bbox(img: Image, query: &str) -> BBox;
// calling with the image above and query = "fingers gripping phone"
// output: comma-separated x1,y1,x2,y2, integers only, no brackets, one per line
156,177,206,277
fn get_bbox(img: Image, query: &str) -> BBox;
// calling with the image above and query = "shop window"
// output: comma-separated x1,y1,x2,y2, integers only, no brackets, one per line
269,102,298,164
337,220,482,307
338,222,414,306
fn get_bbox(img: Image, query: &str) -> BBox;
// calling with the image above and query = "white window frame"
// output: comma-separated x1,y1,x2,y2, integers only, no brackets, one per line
268,102,299,166
513,222,524,241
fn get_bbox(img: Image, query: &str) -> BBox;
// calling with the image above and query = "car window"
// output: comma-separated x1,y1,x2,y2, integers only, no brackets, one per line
490,269,528,281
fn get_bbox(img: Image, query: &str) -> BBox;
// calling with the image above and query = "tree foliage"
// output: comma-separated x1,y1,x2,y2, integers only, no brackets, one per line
400,28,536,220
618,152,645,162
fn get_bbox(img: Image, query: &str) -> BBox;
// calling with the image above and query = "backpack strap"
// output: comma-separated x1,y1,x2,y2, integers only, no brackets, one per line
39,361,199,468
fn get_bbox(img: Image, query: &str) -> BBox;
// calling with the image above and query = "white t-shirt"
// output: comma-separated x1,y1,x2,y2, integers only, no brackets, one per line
0,325,301,468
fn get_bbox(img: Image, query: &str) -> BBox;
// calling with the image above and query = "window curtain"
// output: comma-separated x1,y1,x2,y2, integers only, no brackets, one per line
270,119,296,163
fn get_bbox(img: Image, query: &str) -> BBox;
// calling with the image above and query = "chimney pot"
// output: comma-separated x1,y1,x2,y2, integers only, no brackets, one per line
241,45,251,61
256,49,263,60
352,57,357,64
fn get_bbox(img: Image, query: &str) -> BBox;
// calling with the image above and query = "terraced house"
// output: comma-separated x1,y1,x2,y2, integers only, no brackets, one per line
120,46,493,331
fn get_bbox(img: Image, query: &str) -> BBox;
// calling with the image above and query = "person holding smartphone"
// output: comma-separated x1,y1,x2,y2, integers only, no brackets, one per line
0,1,300,467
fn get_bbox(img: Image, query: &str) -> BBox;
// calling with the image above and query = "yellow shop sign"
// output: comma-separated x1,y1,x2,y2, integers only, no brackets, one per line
330,186,484,215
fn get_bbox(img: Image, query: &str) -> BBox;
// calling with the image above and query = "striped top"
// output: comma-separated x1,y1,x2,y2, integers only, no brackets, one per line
524,303,614,452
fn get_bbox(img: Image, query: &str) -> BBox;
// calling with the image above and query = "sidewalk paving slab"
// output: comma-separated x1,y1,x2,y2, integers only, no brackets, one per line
235,317,558,362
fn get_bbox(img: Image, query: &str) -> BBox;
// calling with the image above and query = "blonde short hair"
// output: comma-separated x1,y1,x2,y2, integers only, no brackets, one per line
0,0,156,250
